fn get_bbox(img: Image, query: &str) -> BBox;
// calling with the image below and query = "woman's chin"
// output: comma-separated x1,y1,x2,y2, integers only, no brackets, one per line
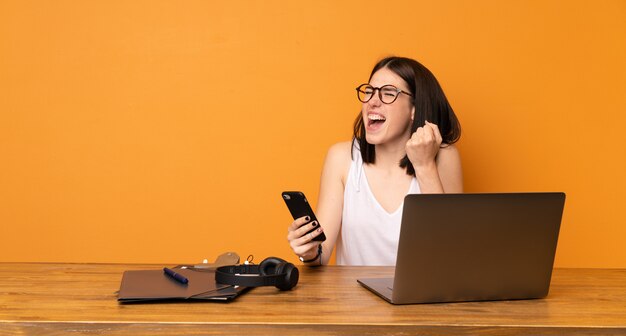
365,134,383,145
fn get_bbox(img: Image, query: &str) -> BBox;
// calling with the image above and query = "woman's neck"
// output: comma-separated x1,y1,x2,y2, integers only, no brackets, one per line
373,141,407,172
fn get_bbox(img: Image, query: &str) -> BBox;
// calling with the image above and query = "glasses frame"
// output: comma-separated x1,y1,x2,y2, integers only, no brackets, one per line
355,83,413,104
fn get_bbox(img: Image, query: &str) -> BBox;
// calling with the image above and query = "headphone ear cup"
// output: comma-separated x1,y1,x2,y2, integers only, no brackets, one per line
259,257,299,290
276,262,299,291
259,257,287,276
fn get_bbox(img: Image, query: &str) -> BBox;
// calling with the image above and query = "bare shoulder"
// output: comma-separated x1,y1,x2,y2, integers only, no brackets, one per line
327,141,352,160
437,143,463,192
323,141,353,182
438,143,460,159
437,144,462,172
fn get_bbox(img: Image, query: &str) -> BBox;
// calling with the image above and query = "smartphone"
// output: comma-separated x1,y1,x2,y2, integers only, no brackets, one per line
281,191,326,242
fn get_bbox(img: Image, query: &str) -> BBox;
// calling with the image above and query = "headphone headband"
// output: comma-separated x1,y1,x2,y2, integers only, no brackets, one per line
214,257,299,291
215,265,286,287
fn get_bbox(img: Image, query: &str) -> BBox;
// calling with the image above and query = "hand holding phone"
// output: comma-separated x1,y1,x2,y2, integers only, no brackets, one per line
282,191,327,242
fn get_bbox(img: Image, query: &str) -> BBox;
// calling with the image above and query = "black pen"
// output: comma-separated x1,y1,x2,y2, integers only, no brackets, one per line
163,267,189,284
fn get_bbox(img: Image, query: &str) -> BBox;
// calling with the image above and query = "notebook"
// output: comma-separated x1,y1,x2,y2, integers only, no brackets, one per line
118,266,248,303
358,192,566,304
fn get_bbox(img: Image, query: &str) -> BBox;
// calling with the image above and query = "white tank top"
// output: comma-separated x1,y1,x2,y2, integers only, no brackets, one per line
336,142,421,266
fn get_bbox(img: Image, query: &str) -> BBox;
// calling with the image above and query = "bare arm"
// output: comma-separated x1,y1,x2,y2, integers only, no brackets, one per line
407,121,463,193
315,142,351,264
286,142,351,265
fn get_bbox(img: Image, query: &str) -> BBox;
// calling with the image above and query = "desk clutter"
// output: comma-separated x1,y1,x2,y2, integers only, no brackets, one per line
117,252,298,303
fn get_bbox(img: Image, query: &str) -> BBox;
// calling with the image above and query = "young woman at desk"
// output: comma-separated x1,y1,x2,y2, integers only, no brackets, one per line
287,56,463,266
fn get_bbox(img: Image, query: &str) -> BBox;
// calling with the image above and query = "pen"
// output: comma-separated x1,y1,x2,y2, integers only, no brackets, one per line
163,267,189,284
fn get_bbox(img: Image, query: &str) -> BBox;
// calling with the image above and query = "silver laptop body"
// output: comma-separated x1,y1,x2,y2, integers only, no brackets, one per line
358,192,566,304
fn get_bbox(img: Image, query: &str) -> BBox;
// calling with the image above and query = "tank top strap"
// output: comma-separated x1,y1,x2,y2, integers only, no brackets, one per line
350,140,364,192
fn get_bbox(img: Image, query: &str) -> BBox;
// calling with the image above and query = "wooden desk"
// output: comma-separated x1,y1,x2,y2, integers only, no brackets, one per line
0,263,625,335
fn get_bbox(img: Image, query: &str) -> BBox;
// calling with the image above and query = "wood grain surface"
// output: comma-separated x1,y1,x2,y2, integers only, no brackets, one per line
1,263,625,335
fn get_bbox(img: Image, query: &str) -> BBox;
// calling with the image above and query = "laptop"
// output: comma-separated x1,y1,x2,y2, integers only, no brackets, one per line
358,192,566,304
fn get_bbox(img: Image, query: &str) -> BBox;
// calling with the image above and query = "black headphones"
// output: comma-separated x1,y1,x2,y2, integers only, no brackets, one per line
215,257,299,291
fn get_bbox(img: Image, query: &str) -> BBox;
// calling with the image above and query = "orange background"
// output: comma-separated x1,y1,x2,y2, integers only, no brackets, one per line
1,0,624,267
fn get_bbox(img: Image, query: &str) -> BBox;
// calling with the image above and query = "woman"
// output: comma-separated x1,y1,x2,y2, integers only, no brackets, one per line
287,56,462,266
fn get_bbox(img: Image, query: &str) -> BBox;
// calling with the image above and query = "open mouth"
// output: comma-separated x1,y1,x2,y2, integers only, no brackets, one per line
367,113,387,129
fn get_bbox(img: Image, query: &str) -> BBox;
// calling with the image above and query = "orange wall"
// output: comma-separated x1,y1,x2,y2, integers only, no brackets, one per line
1,0,625,267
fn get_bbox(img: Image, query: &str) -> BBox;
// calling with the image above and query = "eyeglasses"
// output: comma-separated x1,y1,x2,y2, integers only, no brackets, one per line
355,84,413,104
